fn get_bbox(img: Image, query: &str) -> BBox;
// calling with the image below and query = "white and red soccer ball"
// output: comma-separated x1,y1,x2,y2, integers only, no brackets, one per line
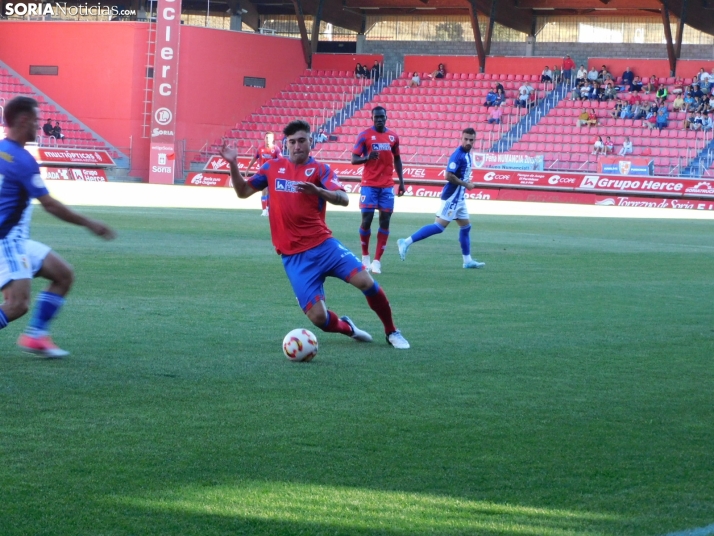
282,329,318,362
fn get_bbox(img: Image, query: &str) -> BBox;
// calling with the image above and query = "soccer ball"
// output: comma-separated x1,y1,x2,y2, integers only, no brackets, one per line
282,329,319,362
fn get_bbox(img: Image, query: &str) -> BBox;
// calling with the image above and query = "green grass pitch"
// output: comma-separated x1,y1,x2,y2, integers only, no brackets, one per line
1,206,713,536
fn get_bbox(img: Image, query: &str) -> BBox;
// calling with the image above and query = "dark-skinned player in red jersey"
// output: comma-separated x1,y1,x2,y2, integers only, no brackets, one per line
351,106,405,274
220,119,409,350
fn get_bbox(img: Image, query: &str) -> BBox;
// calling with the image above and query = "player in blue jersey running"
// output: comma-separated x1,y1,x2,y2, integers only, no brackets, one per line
0,96,116,357
397,128,485,269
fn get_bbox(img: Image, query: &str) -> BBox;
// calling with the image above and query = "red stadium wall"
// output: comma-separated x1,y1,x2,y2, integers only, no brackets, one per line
0,22,306,179
403,55,563,76
0,21,147,172
312,54,383,73
676,60,714,79
588,58,672,79
176,28,306,154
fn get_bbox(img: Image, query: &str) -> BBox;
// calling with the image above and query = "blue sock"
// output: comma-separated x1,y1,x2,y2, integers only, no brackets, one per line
459,225,471,256
410,222,445,243
362,281,380,297
0,309,8,330
26,291,65,337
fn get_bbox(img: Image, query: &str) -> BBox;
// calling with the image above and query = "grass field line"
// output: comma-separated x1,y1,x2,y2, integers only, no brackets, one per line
663,523,714,536
44,180,714,220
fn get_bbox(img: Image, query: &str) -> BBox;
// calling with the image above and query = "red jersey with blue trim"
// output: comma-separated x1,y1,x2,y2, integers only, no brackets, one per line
255,144,282,167
247,157,345,255
352,127,400,188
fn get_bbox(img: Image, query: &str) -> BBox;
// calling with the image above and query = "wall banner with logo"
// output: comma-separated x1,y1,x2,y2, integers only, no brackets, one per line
148,0,182,184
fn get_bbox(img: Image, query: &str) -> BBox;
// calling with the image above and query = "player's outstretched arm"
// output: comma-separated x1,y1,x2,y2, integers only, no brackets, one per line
219,143,258,198
38,195,116,239
296,182,348,207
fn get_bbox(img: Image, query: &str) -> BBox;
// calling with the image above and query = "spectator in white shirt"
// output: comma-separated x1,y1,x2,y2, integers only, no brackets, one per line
587,67,599,82
619,137,633,156
541,66,553,83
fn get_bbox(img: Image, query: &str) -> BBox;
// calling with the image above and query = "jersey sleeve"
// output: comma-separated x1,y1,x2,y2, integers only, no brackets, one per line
274,146,283,158
21,156,50,198
352,132,367,156
247,162,270,191
445,151,463,178
391,133,400,157
319,164,345,192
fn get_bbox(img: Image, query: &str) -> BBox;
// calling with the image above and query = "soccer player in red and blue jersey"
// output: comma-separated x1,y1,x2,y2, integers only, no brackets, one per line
243,131,282,217
351,106,405,274
220,119,409,349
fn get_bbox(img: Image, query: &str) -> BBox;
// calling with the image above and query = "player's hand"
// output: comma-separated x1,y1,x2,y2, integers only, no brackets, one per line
87,219,116,240
465,182,476,190
219,143,238,164
296,182,322,196
368,151,380,161
397,183,406,197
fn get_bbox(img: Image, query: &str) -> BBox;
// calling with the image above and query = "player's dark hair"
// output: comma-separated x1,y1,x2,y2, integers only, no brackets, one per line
462,127,476,136
372,106,386,116
283,120,311,137
3,96,38,127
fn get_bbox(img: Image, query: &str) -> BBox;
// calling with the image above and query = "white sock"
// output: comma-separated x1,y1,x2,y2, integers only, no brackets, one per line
463,254,473,263
404,237,413,246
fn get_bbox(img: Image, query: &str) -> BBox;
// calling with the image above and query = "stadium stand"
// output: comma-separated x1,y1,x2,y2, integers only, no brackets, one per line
0,65,117,154
328,71,556,166
508,75,713,176
202,69,372,163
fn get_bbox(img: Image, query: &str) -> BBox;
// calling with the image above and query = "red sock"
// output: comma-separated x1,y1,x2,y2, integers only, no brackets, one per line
359,227,371,256
374,228,389,261
366,287,396,334
321,311,353,336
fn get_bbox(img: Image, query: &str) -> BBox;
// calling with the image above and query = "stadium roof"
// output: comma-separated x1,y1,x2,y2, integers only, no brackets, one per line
231,0,714,38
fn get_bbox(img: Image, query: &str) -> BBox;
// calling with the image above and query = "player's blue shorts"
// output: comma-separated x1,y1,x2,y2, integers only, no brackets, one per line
359,186,394,212
282,237,365,312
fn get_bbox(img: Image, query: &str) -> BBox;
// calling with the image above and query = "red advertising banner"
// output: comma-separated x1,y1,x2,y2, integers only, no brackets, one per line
40,167,108,182
341,181,497,200
199,155,714,200
30,148,115,167
148,0,182,184
185,172,231,187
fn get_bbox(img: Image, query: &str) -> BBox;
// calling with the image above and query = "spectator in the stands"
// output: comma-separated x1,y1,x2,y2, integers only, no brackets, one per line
494,87,506,107
42,119,54,137
619,137,633,156
611,102,623,119
620,103,633,119
603,82,617,101
487,103,503,124
589,82,601,101
576,109,591,127
518,81,534,97
604,136,614,154
621,67,635,88
597,65,610,83
540,65,553,83
671,80,685,95
683,112,697,130
644,75,657,94
493,81,505,93
369,61,381,80
630,76,643,93
631,102,646,120
702,113,713,131
354,63,367,79
644,112,658,130
587,66,599,82
51,121,65,140
516,87,530,109
691,83,704,99
406,72,420,88
553,66,562,84
562,55,575,82
429,63,446,79
672,93,685,112
592,136,606,155
484,89,499,108
697,68,711,90
579,81,592,101
587,108,598,126
576,65,588,86
655,84,668,106
313,128,328,144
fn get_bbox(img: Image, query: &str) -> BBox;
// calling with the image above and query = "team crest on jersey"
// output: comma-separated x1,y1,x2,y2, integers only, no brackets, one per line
304,168,315,177
388,135,395,142
278,168,286,174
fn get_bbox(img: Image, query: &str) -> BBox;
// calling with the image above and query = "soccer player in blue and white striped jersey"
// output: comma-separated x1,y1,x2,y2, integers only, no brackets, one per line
397,128,485,269
0,97,115,357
